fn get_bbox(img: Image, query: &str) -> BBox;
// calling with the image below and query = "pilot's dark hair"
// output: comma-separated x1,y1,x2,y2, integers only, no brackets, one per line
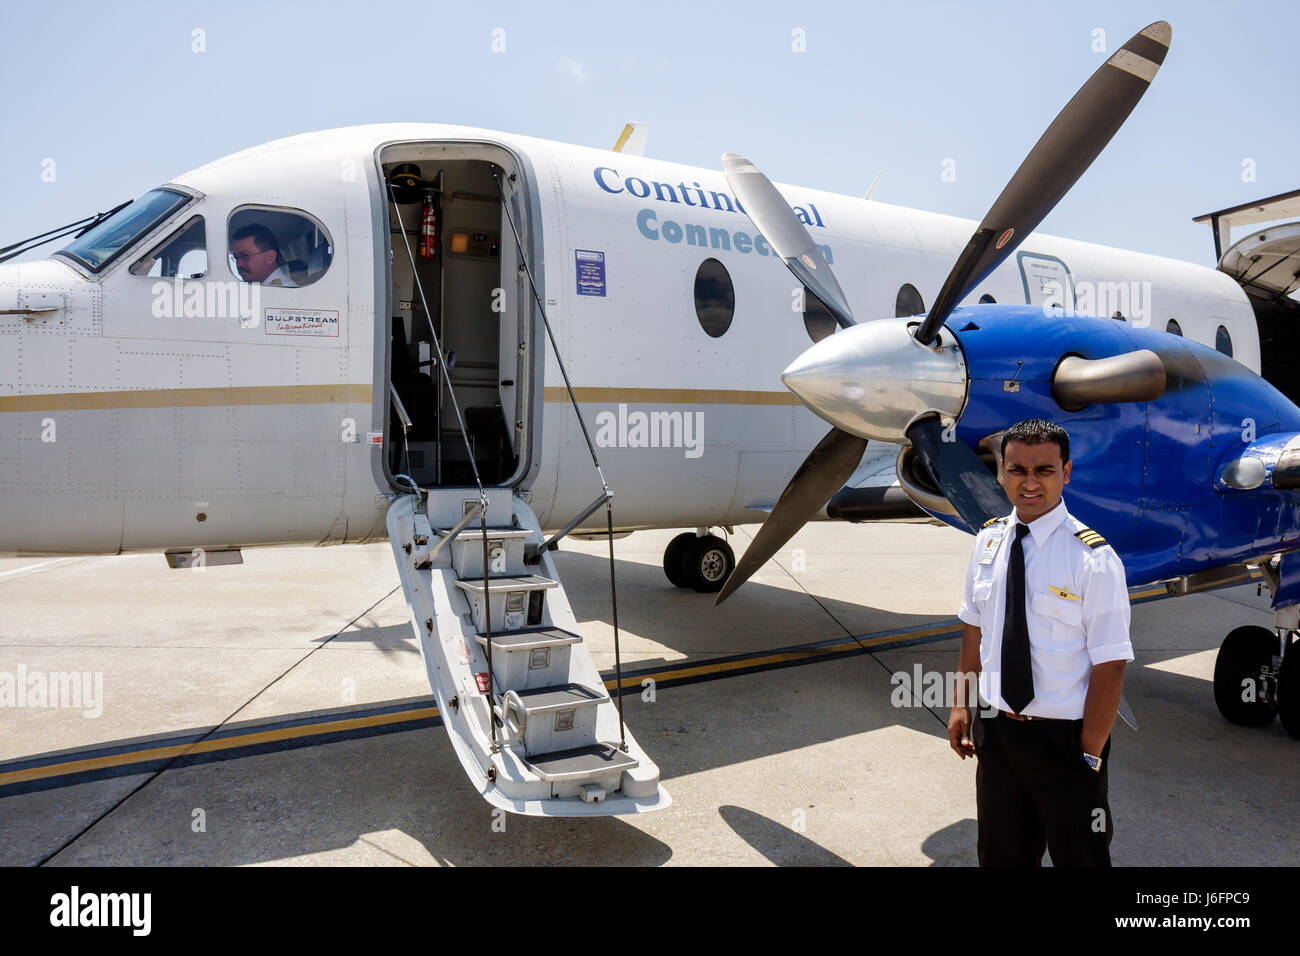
1001,418,1070,465
231,223,281,264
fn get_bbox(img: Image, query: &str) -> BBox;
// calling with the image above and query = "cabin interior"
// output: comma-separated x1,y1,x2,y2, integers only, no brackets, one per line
379,144,530,489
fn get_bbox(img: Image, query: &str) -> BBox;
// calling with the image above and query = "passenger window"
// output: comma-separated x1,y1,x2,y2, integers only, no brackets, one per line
896,283,925,317
227,207,333,288
1216,325,1233,357
1166,319,1182,336
803,290,836,343
129,216,206,278
693,258,735,337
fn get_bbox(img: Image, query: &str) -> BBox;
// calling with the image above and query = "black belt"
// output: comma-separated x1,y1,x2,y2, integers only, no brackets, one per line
1000,710,1074,723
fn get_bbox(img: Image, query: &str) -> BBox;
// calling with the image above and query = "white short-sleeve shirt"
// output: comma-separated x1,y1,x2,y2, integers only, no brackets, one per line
260,264,298,288
958,499,1133,719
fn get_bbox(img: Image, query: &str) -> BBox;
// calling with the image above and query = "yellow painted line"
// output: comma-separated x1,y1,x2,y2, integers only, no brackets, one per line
3,627,959,787
0,383,372,413
602,622,963,691
0,571,1240,788
544,386,800,406
612,123,635,153
0,705,439,788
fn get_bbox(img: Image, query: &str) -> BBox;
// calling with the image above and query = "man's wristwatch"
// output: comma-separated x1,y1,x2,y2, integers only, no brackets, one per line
1083,752,1103,773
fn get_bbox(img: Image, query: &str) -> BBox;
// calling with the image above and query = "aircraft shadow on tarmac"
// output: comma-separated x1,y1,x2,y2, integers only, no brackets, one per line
717,805,852,866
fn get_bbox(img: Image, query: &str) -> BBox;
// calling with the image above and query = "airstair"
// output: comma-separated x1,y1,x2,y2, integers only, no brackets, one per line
386,489,668,814
384,169,667,815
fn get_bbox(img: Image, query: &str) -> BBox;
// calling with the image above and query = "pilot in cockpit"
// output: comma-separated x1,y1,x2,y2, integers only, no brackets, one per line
230,223,297,287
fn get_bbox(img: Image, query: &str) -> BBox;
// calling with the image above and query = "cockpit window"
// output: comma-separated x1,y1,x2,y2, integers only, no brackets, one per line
57,189,190,272
129,216,206,278
227,207,333,288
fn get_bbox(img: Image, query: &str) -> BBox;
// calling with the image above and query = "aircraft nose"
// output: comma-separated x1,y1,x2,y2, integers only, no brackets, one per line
781,318,969,443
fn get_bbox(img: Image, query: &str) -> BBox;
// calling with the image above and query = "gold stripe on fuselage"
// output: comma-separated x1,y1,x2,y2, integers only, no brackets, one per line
543,386,800,406
0,383,373,413
2,385,791,413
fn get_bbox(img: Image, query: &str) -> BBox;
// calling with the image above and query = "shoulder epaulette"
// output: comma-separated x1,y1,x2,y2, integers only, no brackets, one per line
982,516,1003,529
1075,528,1109,549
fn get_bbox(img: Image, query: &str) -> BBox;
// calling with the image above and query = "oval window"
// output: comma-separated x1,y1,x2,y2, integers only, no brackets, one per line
693,258,734,337
228,206,333,288
896,283,925,318
1166,319,1182,337
1216,325,1233,357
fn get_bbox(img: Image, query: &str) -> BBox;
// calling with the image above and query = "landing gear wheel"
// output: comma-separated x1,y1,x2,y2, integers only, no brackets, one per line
685,535,735,593
663,532,696,588
1278,632,1300,739
1213,625,1278,727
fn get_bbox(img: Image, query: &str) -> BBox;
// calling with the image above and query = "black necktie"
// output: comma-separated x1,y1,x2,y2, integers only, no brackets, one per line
1001,523,1034,713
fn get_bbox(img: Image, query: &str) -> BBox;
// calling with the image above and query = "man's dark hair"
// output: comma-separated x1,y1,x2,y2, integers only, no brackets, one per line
1001,418,1070,464
231,223,281,264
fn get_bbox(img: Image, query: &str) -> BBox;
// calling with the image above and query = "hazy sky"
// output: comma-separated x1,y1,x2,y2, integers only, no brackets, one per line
2,0,1295,266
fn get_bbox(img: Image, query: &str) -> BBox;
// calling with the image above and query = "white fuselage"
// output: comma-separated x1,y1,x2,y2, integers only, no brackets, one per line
0,123,1257,555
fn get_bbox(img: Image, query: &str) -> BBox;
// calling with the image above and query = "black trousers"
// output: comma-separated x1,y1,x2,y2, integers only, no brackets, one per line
972,707,1113,866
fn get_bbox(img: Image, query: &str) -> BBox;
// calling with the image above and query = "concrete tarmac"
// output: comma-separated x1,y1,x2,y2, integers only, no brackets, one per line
1,521,1297,866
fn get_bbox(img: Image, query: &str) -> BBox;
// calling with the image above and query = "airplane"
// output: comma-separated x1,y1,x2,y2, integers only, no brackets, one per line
0,19,1291,817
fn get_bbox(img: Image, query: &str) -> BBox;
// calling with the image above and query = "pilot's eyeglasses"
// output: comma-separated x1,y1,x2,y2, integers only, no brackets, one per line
231,251,269,262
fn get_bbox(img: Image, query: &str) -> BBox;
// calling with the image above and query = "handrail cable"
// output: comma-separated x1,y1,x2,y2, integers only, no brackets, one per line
493,169,626,751
389,185,498,754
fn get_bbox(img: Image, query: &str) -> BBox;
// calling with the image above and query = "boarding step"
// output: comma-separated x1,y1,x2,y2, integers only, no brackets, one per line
421,488,515,529
524,743,639,787
474,626,582,690
501,682,607,754
455,574,557,632
450,527,534,578
385,492,669,814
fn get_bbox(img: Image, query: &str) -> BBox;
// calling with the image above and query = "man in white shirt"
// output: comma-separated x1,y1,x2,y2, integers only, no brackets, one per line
230,224,298,287
947,418,1133,866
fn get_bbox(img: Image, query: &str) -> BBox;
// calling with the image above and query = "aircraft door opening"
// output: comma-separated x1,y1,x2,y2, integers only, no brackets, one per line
380,144,534,490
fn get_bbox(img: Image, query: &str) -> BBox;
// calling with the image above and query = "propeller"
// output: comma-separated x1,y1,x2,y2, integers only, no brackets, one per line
722,153,855,331
715,427,867,604
905,417,1011,531
914,21,1171,346
714,21,1171,599
712,155,863,603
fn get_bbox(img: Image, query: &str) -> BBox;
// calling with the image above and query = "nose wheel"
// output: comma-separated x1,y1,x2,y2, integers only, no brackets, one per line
663,531,735,593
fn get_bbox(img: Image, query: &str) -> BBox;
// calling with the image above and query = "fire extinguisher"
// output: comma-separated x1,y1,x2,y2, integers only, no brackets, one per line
419,191,438,259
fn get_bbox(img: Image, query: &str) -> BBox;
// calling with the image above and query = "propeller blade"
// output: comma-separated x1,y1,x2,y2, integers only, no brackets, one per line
722,152,855,330
914,20,1171,345
715,427,867,604
1117,693,1139,731
906,417,1011,531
